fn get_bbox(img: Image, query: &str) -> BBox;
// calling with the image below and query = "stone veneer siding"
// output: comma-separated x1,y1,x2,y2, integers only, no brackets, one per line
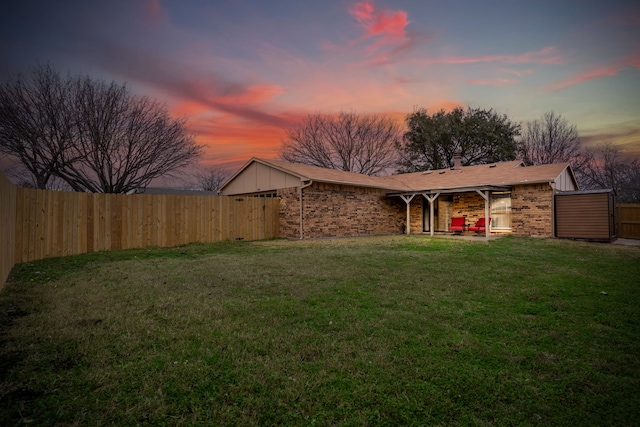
277,182,405,239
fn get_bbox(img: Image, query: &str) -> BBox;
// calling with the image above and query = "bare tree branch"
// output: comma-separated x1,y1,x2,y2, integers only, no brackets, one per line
280,112,401,176
191,166,231,192
517,111,585,167
0,64,76,188
0,64,202,193
579,142,640,202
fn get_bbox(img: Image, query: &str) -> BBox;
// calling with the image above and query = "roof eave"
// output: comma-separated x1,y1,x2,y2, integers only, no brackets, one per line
312,178,408,192
387,185,512,197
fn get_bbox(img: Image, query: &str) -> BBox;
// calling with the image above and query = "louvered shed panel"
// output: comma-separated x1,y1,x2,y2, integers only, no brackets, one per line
555,190,615,241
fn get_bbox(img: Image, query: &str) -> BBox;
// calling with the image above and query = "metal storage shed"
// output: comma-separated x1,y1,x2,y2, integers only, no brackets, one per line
555,189,616,242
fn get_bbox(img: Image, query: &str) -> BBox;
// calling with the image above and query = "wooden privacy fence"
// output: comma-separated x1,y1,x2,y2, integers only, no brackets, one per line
1,173,279,287
1,173,17,288
617,203,640,239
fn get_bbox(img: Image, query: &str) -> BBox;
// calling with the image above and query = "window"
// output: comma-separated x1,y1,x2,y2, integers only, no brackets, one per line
490,193,511,230
250,192,277,198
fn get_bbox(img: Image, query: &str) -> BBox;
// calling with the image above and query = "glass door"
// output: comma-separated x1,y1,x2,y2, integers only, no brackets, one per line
438,198,453,231
490,193,512,230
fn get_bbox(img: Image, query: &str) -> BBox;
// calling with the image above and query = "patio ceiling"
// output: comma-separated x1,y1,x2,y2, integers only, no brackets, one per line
386,185,511,198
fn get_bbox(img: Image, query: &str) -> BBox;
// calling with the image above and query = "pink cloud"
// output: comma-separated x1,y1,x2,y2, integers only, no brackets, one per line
467,78,517,87
328,1,423,67
350,1,409,39
499,67,534,77
548,53,640,91
628,53,640,68
423,46,563,66
90,40,291,128
362,32,427,66
143,0,166,27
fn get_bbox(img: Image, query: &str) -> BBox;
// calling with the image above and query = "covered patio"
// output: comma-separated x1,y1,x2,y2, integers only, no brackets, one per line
388,185,511,240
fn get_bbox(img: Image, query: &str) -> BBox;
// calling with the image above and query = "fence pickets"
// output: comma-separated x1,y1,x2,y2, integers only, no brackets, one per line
14,189,279,263
1,173,279,287
0,173,17,287
617,204,640,240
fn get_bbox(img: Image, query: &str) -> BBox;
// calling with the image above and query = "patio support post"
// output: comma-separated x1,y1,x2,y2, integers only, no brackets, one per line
422,193,440,236
400,195,416,235
476,190,490,240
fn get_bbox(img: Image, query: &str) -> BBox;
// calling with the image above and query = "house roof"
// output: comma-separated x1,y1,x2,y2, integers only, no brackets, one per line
222,157,409,192
220,157,576,194
386,161,575,193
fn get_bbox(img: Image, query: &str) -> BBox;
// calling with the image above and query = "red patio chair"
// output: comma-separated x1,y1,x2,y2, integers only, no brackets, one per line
449,217,466,233
469,217,491,234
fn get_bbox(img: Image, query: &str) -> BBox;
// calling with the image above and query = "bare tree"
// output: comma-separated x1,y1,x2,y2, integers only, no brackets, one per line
579,142,640,202
518,111,586,168
0,64,75,188
2,162,72,190
192,166,230,192
0,64,202,193
281,111,401,176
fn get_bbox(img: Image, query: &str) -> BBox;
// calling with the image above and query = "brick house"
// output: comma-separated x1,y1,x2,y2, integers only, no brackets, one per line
219,157,578,239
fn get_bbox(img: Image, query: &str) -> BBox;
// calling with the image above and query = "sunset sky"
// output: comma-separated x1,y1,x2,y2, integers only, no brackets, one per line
1,0,639,173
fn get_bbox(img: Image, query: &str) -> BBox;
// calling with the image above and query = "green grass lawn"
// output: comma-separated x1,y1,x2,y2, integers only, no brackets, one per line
1,235,638,426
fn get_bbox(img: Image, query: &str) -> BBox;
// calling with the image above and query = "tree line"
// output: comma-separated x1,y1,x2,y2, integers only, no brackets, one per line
1,65,638,201
283,109,639,203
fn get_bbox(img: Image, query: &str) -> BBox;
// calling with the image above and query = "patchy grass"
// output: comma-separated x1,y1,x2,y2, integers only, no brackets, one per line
1,236,638,426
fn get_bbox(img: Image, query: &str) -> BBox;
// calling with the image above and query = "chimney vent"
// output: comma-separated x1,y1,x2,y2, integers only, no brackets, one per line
452,151,462,170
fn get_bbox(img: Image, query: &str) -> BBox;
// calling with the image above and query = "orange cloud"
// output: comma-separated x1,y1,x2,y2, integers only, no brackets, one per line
428,100,464,112
172,100,208,118
193,119,289,169
175,105,309,169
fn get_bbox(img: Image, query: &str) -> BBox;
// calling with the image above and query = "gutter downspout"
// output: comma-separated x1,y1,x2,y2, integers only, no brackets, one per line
550,181,556,238
299,180,313,239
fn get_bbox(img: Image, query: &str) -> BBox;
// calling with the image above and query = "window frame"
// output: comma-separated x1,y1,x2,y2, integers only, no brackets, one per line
490,192,512,230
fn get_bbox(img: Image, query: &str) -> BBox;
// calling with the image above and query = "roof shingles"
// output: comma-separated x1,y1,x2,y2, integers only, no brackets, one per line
252,158,572,193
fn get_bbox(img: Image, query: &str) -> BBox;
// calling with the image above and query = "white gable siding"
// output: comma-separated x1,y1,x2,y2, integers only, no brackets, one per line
553,168,578,191
221,162,302,195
